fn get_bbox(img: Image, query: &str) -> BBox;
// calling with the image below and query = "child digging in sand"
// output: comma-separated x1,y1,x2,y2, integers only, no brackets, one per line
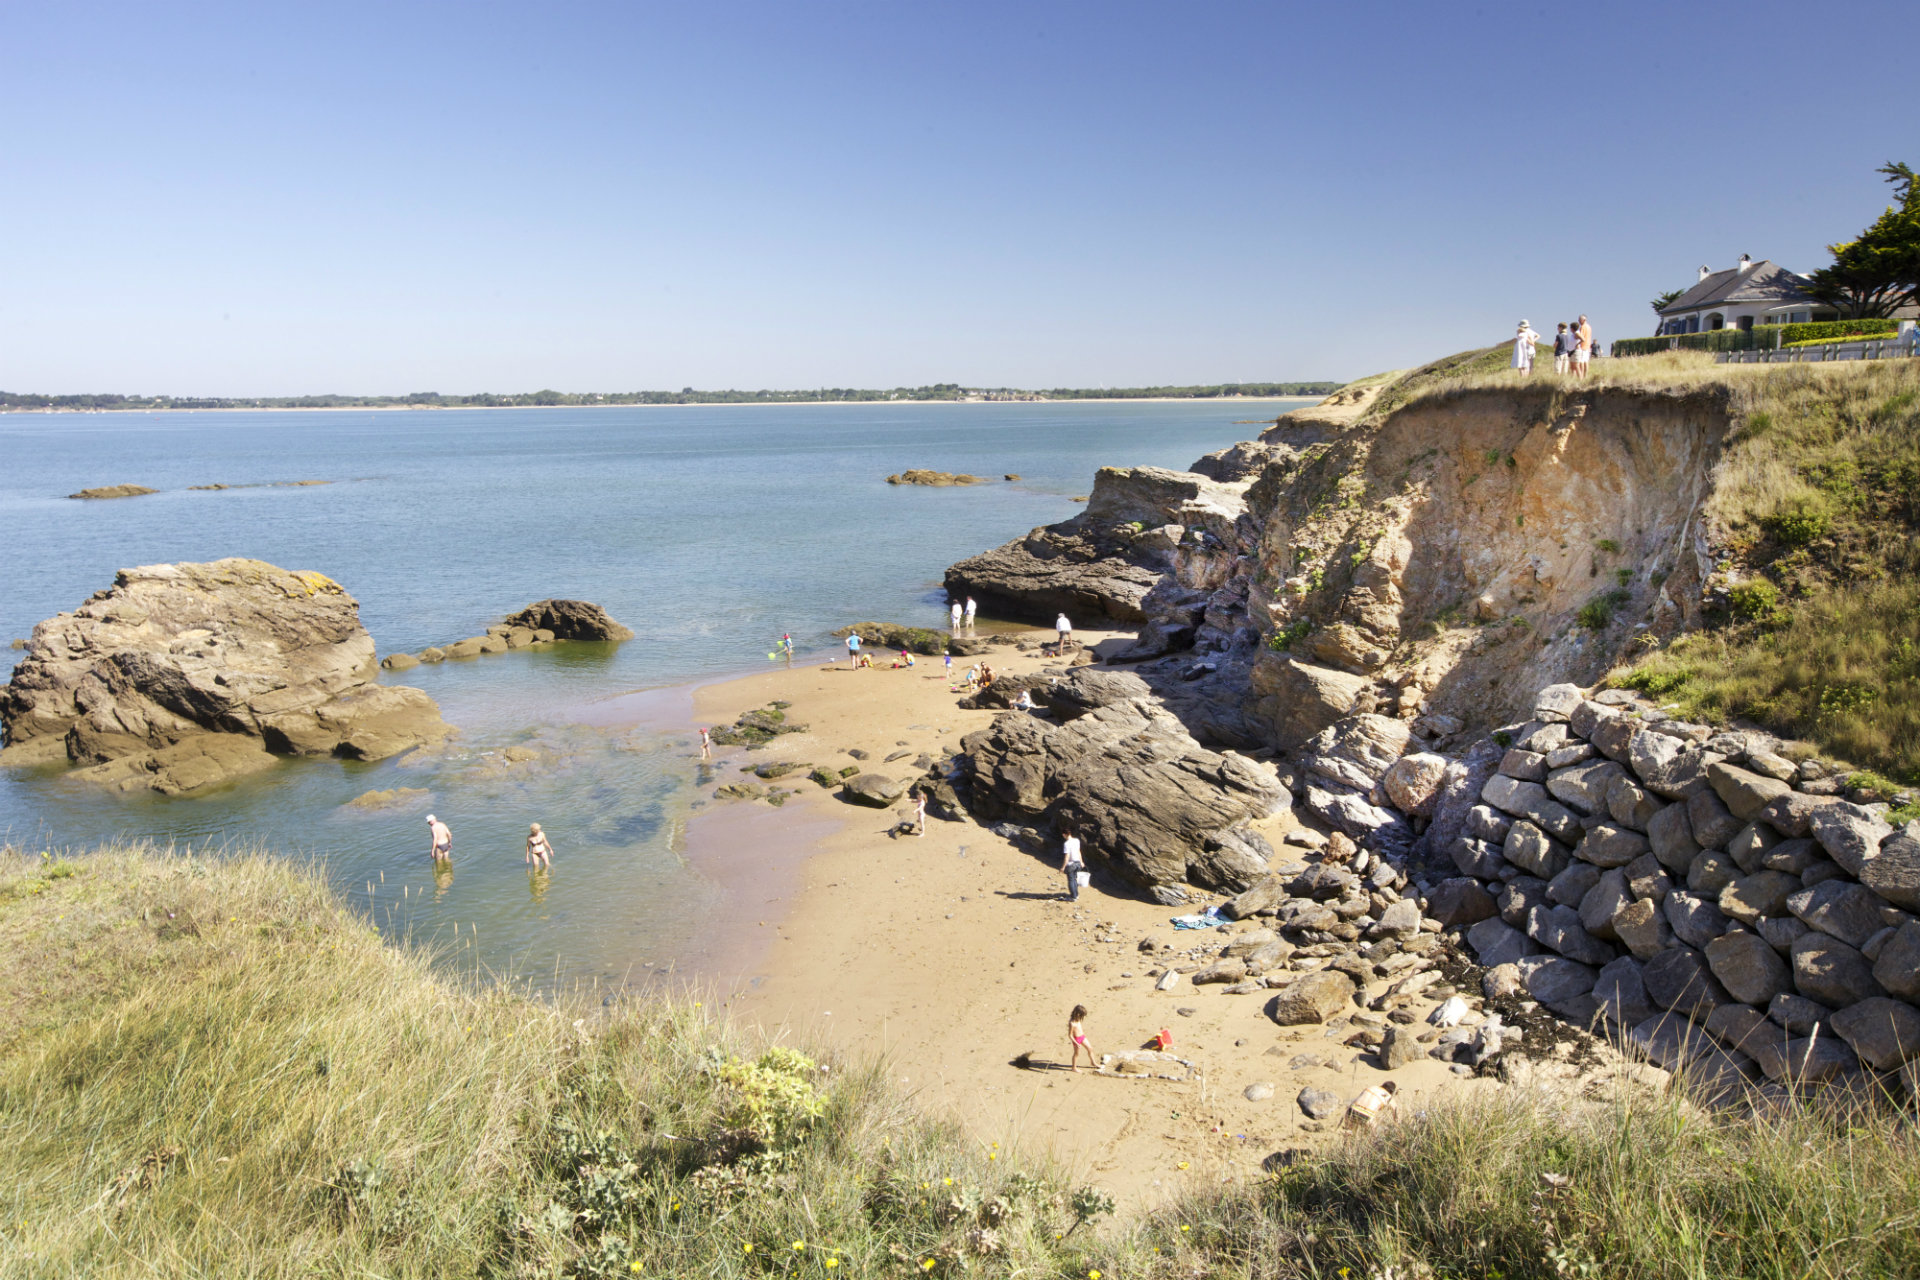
1068,1005,1095,1072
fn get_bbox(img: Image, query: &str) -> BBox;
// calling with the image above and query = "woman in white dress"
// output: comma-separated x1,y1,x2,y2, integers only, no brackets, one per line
1512,321,1540,374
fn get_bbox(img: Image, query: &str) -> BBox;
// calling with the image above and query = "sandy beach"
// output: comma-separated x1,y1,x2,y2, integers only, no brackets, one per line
687,629,1505,1210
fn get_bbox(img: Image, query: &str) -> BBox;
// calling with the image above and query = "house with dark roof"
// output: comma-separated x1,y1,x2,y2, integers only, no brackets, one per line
1655,256,1840,335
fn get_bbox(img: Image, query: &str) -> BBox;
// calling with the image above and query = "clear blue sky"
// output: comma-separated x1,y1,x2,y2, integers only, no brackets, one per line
4,1,1913,395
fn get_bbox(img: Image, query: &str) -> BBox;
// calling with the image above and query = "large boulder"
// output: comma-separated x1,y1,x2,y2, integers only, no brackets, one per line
503,599,633,642
943,465,1242,622
1,559,450,792
1383,751,1449,817
1298,714,1410,792
1267,971,1355,1025
1706,931,1793,1006
840,773,907,808
959,698,1287,890
1044,668,1153,720
1791,933,1886,1007
1859,821,1920,911
1829,998,1920,1071
1253,656,1369,747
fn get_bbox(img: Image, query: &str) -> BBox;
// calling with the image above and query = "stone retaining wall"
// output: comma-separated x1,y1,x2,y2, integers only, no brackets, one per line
1405,682,1920,1097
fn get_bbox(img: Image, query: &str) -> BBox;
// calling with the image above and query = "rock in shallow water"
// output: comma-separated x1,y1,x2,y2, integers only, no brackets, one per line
1,558,450,793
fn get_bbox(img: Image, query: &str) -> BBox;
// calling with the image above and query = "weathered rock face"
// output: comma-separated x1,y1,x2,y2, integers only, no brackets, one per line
1,559,449,793
944,465,1251,623
503,599,634,642
958,697,1288,890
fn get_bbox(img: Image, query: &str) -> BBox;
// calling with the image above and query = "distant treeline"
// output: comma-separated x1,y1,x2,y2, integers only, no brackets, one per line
0,381,1338,412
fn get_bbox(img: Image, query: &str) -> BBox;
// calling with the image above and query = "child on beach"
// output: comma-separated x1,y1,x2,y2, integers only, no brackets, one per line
1067,1005,1095,1073
699,727,711,759
525,822,553,870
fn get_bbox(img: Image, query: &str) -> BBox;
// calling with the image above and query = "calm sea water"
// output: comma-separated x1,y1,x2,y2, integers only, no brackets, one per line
0,399,1302,983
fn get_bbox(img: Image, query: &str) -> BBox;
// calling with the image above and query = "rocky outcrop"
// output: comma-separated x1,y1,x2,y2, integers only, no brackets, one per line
958,696,1288,890
953,382,1736,757
1,559,449,794
503,600,633,642
887,470,988,486
832,623,950,656
943,465,1251,623
68,484,158,499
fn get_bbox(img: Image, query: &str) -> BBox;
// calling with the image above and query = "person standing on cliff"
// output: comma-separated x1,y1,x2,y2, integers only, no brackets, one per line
1061,825,1085,901
1512,321,1540,374
1552,322,1575,375
1575,315,1594,377
426,814,452,862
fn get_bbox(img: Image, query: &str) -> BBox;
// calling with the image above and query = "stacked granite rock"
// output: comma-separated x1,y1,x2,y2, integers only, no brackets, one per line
1420,682,1920,1098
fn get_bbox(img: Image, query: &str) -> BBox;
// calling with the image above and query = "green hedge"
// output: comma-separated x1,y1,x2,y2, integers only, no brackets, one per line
1613,318,1904,358
1615,328,1766,356
1779,318,1898,344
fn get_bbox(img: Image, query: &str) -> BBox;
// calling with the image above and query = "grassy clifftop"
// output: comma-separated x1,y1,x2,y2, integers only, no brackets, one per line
6,846,1920,1278
1311,352,1919,792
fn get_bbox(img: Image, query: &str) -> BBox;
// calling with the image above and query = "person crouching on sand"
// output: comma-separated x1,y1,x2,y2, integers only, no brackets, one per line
426,814,452,862
526,822,553,870
1068,1004,1095,1072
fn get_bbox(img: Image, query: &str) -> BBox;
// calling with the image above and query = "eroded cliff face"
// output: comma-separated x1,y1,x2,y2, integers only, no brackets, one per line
1236,385,1730,749
953,381,1738,757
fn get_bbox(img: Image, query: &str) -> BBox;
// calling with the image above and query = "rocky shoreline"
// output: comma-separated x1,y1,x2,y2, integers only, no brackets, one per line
910,379,1920,1106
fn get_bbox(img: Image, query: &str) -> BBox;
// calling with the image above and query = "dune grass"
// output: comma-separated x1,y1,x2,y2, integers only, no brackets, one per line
7,844,1920,1279
0,845,1114,1278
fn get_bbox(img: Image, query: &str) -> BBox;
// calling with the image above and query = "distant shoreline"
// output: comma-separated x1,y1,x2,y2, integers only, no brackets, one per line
1,394,1324,416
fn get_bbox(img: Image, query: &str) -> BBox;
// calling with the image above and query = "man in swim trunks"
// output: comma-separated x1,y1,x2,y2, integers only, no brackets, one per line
426,814,452,862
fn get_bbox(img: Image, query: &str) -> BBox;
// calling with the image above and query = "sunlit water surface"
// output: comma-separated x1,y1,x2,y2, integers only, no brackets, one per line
1,399,1305,983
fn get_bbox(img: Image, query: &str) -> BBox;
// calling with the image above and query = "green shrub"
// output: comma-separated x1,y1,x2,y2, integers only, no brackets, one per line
1577,589,1631,631
1266,617,1313,652
1619,663,1693,697
1762,507,1830,546
1595,538,1621,554
1728,580,1780,620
